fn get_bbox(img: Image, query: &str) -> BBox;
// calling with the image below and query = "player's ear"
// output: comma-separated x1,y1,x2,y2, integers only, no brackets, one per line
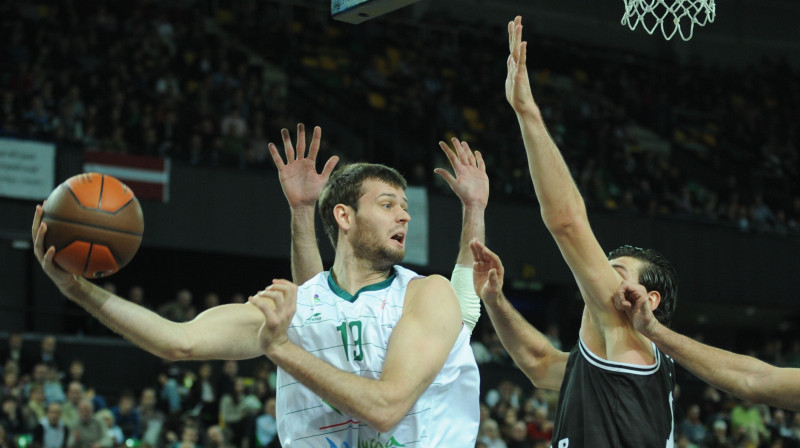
648,290,661,311
333,204,353,232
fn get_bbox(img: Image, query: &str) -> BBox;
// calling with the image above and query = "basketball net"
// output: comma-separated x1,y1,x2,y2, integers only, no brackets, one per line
621,0,715,41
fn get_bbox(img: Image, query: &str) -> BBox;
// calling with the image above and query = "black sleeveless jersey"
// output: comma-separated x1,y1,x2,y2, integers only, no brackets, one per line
550,339,676,448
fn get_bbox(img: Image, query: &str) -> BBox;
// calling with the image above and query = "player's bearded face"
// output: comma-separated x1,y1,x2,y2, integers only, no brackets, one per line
351,213,405,270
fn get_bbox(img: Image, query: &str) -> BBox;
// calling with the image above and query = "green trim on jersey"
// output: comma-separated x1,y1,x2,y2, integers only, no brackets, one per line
327,269,397,302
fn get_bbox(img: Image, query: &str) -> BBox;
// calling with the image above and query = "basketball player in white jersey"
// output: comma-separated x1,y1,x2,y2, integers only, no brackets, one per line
268,123,484,333
31,129,483,447
469,17,678,447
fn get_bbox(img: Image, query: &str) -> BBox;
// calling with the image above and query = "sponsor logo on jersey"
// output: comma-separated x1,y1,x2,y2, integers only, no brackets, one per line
324,435,406,448
305,312,323,323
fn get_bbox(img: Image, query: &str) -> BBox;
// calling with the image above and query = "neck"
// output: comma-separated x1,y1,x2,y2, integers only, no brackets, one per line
331,246,393,295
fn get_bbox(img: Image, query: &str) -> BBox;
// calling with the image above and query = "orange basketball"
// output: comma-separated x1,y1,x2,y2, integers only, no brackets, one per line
42,173,144,279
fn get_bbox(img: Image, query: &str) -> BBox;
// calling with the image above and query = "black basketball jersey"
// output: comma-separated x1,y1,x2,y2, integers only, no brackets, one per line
550,339,676,448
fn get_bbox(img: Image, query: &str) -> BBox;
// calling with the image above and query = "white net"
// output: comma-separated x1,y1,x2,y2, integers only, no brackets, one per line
621,0,715,41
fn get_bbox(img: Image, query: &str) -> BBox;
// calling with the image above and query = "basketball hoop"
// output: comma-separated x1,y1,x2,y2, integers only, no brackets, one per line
621,0,715,41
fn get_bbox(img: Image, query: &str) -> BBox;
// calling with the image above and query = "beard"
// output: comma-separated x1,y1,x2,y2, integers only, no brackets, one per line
351,215,405,271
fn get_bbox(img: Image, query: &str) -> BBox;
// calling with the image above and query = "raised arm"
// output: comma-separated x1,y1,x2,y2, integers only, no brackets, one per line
470,239,567,390
268,123,339,284
434,138,489,333
32,205,265,361
616,281,800,411
251,275,462,432
506,18,621,329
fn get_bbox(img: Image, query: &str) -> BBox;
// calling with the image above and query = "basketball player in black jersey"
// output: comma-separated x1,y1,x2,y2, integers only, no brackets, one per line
469,16,680,447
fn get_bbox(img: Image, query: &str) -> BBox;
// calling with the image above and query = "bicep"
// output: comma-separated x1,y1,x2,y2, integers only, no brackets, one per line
380,276,462,403
182,303,265,360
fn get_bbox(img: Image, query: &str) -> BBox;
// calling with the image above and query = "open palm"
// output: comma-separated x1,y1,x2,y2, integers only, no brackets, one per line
269,124,339,209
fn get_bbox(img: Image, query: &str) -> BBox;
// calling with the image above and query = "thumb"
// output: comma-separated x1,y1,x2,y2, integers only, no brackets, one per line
488,268,500,288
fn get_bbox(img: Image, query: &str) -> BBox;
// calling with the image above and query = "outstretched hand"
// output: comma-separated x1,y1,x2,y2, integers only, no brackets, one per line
613,280,658,335
250,279,298,356
268,123,339,209
505,16,536,115
469,239,505,303
434,138,489,209
31,203,77,291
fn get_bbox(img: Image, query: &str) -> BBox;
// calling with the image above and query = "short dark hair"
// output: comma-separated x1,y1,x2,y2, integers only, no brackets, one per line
318,163,407,249
608,245,678,327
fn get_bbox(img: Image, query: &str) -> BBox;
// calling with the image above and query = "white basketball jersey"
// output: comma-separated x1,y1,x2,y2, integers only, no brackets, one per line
275,266,480,447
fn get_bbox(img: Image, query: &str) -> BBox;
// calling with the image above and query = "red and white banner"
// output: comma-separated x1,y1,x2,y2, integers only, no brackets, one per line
83,152,170,202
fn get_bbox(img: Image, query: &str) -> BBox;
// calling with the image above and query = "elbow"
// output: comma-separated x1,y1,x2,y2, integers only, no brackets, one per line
154,325,197,361
368,410,405,434
364,396,412,433
542,201,588,235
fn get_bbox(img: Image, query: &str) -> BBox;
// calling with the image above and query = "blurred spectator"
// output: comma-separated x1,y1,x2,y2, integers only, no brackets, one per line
137,388,165,448
60,382,85,429
253,397,278,448
68,400,107,448
678,404,708,446
206,425,233,448
730,400,769,446
170,424,199,448
158,290,196,323
95,410,123,447
506,420,532,448
215,362,238,399
64,361,86,389
32,402,69,448
125,286,149,309
0,395,26,438
185,363,218,431
769,408,797,447
42,366,66,406
0,425,12,448
219,378,260,448
1,333,29,374
525,407,553,444
35,336,62,373
25,384,47,427
110,391,140,441
201,293,221,313
706,419,730,448
478,419,507,448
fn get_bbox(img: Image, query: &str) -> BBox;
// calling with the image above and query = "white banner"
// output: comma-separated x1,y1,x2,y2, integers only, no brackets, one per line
404,186,428,266
0,138,56,200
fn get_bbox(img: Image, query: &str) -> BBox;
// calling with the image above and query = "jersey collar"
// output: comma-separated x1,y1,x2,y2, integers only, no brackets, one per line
327,268,397,303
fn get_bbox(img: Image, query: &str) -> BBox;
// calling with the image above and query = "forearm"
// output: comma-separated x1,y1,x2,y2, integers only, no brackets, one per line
516,110,585,229
61,278,192,360
266,341,412,432
483,293,564,389
290,206,324,285
455,204,486,266
646,322,800,409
